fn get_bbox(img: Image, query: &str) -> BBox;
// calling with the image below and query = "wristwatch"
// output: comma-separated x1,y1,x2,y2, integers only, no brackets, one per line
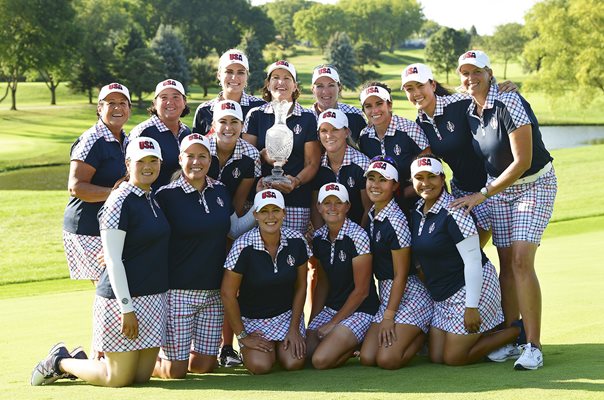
480,186,489,198
236,330,248,341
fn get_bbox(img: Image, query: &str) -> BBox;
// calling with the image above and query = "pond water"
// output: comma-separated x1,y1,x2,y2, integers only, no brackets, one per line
1,126,603,191
540,125,604,150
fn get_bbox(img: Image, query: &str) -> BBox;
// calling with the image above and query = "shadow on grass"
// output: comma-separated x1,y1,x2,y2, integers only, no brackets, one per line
55,344,604,394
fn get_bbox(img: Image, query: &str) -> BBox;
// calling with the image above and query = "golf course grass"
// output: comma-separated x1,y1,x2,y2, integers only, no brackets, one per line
1,47,603,399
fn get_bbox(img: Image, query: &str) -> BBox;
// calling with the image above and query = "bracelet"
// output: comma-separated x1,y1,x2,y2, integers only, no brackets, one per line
383,309,396,320
293,176,302,188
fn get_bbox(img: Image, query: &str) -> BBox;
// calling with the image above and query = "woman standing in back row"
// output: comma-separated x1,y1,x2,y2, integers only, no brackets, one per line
452,50,557,370
192,49,265,136
63,83,131,282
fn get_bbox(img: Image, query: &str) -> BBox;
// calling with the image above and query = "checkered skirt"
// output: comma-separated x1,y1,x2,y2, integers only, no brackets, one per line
283,206,311,235
242,309,306,341
373,275,434,333
308,307,373,343
93,293,168,352
450,182,491,231
431,261,504,335
63,231,104,280
160,289,224,361
488,167,557,247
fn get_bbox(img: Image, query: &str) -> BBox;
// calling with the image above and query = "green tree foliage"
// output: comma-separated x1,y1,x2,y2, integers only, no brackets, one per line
239,31,267,95
419,19,441,38
484,23,527,79
69,0,132,104
339,0,423,52
112,28,159,107
263,0,312,47
151,24,190,90
523,0,604,96
325,32,358,90
0,0,76,110
293,4,347,49
245,7,277,49
152,0,256,58
425,27,470,83
189,57,216,98
354,41,382,83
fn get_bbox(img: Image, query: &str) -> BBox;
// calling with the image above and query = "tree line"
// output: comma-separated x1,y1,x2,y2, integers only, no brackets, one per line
0,0,600,110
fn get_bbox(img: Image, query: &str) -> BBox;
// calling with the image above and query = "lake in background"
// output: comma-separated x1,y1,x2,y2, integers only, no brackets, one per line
541,125,604,150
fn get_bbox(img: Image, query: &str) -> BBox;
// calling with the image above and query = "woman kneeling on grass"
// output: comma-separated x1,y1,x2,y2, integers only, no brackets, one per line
410,154,520,366
306,183,379,369
359,156,433,370
221,189,310,374
31,137,170,387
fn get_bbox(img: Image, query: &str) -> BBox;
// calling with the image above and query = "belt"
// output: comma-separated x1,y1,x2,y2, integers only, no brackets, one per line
512,162,552,186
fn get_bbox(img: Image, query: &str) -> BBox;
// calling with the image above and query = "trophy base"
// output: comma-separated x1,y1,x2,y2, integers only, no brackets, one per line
263,174,292,186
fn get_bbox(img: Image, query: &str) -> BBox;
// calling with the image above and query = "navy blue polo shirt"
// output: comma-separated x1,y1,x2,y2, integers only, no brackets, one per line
411,191,488,301
312,219,379,315
368,199,414,281
417,94,487,192
156,176,232,290
225,227,311,319
64,121,127,236
129,115,191,190
312,146,369,225
359,115,429,211
312,102,367,145
467,84,553,178
206,136,261,198
96,181,170,299
243,102,319,208
192,92,266,135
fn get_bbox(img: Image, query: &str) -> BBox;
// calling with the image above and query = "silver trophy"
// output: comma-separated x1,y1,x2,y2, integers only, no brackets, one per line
263,100,294,185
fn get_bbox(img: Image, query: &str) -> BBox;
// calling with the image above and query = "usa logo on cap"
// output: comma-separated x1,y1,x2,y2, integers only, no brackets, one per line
221,101,237,111
276,60,290,67
323,111,337,119
371,161,388,170
366,86,379,95
229,53,243,62
108,83,123,90
405,66,418,76
318,67,331,75
163,79,177,86
139,140,156,150
462,51,477,60
325,183,340,192
262,191,277,199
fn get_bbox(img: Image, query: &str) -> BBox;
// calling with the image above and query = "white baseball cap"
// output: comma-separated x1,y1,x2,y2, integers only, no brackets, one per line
219,49,249,71
127,137,162,161
180,133,211,153
401,63,434,87
312,65,340,84
318,182,349,203
457,50,491,71
154,79,186,98
360,85,391,106
364,159,399,182
254,189,285,212
410,157,444,177
213,100,243,122
267,60,297,82
98,82,131,104
318,108,348,130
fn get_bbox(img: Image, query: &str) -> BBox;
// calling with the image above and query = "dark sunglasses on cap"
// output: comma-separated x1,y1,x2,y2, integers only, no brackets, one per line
369,154,398,169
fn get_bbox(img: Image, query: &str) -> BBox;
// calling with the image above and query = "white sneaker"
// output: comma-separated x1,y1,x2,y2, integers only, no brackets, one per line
487,344,521,362
514,343,543,370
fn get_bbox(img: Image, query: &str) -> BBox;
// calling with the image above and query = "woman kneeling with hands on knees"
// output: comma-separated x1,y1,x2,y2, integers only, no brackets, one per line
410,155,520,366
306,183,379,369
221,189,310,374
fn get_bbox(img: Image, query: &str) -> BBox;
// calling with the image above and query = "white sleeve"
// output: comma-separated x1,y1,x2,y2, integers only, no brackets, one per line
228,207,256,239
101,229,134,314
455,234,483,308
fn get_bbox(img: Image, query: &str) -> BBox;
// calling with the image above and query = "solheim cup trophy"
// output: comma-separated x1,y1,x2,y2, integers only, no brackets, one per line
263,100,294,185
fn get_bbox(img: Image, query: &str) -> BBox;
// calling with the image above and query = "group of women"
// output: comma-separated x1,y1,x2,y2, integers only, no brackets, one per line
32,47,556,387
